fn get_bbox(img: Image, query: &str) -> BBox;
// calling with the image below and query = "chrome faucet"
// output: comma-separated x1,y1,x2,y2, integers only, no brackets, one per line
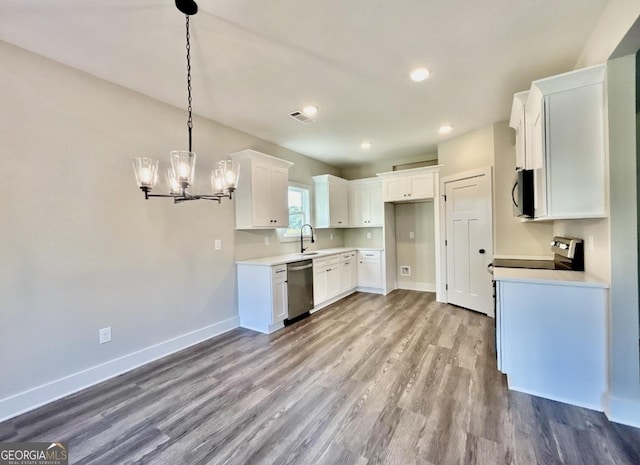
300,224,315,253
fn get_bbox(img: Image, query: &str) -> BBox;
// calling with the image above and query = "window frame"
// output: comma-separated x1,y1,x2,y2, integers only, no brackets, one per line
278,182,313,242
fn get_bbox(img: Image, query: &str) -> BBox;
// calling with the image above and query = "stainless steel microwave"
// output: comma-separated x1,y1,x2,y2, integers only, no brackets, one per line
512,169,534,217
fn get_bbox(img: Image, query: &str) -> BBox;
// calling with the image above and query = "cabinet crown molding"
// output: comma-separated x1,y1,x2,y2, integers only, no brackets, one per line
376,165,441,178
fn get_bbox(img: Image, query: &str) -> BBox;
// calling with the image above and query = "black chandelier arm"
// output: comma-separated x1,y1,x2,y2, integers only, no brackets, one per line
140,187,231,204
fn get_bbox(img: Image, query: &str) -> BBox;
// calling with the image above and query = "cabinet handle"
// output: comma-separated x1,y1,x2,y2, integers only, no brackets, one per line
327,268,332,271
275,269,286,273
479,249,486,254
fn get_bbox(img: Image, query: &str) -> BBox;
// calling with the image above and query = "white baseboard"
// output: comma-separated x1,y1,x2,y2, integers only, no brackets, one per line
507,382,604,412
397,281,436,292
356,286,385,295
0,316,239,423
603,391,640,428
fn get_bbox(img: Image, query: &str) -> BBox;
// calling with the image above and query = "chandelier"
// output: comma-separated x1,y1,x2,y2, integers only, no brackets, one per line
132,0,240,203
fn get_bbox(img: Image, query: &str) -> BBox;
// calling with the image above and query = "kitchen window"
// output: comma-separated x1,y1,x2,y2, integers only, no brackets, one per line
281,183,311,240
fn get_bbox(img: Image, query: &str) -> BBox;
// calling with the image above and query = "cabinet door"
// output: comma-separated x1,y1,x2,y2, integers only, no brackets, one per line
329,180,349,227
326,266,341,298
272,274,288,323
368,182,383,226
314,268,328,305
358,252,381,288
514,121,526,171
349,183,368,226
251,162,274,227
383,178,409,202
341,260,353,292
270,167,289,227
409,173,434,200
545,85,606,218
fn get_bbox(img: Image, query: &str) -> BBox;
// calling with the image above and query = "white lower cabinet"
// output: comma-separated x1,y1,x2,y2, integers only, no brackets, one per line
496,278,607,410
340,251,357,292
237,263,288,334
357,250,382,289
313,251,359,309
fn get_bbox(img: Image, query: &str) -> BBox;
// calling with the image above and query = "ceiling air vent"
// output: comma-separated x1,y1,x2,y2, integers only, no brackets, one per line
289,110,315,124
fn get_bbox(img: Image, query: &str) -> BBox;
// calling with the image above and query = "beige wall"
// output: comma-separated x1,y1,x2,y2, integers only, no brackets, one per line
394,202,436,288
493,122,553,257
576,0,640,68
438,123,553,259
561,0,640,282
437,126,494,180
0,41,340,406
343,228,384,248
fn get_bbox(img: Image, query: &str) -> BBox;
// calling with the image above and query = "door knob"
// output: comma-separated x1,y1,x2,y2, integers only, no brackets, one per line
479,249,486,254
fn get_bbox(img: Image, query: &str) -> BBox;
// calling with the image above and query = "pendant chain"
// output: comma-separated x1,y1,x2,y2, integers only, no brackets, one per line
185,15,193,153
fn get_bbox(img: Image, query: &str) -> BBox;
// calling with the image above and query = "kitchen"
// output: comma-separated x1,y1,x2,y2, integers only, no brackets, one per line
1,0,640,463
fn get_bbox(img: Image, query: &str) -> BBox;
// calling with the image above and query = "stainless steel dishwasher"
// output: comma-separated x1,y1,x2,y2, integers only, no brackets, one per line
285,259,314,324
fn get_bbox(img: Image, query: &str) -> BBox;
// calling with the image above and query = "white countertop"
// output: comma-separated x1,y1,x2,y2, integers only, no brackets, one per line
493,267,609,288
236,247,383,266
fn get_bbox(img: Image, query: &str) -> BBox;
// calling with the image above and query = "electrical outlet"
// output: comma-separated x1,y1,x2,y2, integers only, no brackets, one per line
366,232,372,239
99,327,111,344
409,231,415,239
400,266,411,276
330,233,334,240
214,239,222,250
588,235,594,251
264,236,270,246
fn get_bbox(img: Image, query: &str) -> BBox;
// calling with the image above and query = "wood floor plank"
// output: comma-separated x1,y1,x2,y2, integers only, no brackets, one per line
1,290,639,465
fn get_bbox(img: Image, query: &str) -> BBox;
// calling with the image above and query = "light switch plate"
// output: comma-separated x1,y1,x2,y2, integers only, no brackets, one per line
214,239,222,250
99,327,111,344
409,231,415,239
264,236,270,246
366,232,372,239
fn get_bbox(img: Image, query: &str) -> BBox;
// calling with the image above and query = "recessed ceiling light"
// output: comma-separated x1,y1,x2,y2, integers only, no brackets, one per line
409,67,430,82
361,141,372,150
439,124,453,134
302,105,318,116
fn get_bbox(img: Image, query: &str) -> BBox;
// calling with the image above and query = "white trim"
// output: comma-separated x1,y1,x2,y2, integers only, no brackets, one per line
397,281,436,292
603,391,640,428
355,286,385,295
0,317,239,423
508,381,603,412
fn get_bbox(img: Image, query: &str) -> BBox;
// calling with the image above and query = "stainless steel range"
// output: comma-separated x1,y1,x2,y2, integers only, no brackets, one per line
493,236,585,271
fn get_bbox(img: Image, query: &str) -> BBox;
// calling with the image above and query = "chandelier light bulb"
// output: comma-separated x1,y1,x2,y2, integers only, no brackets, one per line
178,162,190,180
139,168,152,185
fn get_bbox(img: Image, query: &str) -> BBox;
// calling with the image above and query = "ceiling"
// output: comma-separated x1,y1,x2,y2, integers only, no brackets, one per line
0,0,609,167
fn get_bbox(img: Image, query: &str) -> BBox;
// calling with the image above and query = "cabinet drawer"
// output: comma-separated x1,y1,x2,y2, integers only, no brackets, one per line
327,254,341,265
272,265,287,279
313,257,330,268
358,250,381,261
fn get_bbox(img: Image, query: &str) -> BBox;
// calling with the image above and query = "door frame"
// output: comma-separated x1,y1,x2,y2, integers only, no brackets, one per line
438,167,494,305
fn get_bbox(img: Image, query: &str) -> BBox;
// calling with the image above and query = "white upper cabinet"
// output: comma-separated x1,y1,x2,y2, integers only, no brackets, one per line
313,174,349,228
525,64,607,219
509,91,529,171
230,149,293,229
377,166,440,203
349,178,383,227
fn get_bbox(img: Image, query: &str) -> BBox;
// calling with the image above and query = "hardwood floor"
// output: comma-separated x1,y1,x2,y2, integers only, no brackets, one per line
1,290,639,464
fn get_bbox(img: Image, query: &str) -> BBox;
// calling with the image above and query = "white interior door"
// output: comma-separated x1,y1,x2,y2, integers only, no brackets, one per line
445,171,493,316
